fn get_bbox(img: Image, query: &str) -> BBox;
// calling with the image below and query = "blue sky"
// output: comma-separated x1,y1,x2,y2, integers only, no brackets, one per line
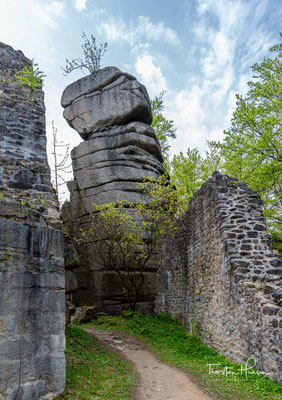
0,0,281,199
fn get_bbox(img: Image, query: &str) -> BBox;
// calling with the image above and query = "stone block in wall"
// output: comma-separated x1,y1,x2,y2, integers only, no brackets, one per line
155,172,282,384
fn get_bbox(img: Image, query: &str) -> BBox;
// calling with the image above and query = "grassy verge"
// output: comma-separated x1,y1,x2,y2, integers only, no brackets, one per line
56,324,136,400
87,312,282,400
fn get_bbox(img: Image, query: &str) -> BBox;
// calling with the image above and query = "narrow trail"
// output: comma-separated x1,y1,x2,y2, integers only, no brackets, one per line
85,327,213,400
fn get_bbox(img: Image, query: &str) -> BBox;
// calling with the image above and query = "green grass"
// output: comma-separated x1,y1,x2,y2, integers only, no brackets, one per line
87,311,282,400
56,324,136,400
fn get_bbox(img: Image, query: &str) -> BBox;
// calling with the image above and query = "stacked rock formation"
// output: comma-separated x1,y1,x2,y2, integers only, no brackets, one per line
0,42,65,399
62,67,165,319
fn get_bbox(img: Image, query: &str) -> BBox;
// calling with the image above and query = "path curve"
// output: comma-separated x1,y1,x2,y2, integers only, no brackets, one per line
85,327,213,400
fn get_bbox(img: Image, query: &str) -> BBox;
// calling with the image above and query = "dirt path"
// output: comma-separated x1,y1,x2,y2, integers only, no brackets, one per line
85,327,213,400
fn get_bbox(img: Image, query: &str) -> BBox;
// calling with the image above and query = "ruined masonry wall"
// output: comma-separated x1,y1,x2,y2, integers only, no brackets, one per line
155,172,282,384
0,42,65,399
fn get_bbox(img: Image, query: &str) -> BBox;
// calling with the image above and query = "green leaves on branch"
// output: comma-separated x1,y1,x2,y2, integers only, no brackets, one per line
151,91,176,166
77,175,178,310
14,59,46,93
62,31,108,75
216,33,282,239
170,143,222,214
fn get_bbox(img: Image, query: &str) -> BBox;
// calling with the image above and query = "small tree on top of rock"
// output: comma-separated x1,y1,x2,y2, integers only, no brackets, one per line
62,31,108,76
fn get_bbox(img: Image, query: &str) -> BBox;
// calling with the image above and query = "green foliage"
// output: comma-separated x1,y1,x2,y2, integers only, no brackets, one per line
151,91,176,167
62,31,108,75
171,148,204,208
271,232,282,255
216,33,282,240
56,324,135,399
0,253,12,263
89,313,282,400
77,175,178,310
170,143,221,213
14,59,46,93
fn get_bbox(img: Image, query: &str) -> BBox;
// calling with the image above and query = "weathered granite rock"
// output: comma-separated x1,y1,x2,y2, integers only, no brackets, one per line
70,122,165,212
0,42,65,399
62,68,165,316
155,172,282,384
61,67,152,140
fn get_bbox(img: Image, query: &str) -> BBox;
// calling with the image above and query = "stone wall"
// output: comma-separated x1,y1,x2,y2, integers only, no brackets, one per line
156,172,282,384
0,42,65,399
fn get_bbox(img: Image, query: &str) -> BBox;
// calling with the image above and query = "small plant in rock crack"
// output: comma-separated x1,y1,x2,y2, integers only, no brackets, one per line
15,59,46,95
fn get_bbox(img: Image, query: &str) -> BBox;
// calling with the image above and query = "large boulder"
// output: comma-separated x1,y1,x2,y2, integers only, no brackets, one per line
61,67,152,140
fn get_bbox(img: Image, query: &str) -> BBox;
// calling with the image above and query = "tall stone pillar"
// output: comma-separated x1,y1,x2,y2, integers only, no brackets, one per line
0,42,65,399
61,67,166,318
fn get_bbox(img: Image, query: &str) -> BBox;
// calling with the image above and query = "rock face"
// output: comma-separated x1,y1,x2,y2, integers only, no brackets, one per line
71,122,165,211
0,42,65,399
62,67,164,318
156,172,282,384
61,66,152,140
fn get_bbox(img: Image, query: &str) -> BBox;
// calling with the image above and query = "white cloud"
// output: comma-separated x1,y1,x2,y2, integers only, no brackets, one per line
135,55,167,98
169,0,273,154
99,18,126,42
135,16,180,46
196,0,209,14
34,1,64,29
48,1,64,16
73,0,86,11
167,86,209,154
98,15,180,48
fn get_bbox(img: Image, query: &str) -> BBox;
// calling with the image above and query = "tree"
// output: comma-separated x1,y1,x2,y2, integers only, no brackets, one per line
77,176,178,310
170,144,221,213
217,33,282,239
151,91,176,168
51,121,72,203
171,148,203,208
62,31,108,75
202,141,222,177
